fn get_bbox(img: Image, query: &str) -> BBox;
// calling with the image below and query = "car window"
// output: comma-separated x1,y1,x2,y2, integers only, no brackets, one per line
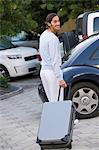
65,35,98,61
11,31,39,42
94,17,99,32
76,18,83,35
0,38,15,50
91,48,99,59
11,31,27,41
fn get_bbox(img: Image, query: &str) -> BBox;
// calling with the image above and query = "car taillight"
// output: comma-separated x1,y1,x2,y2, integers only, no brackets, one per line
36,54,42,61
82,34,88,40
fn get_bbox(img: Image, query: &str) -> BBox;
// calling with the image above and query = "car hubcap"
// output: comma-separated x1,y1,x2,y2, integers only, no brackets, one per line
0,68,6,76
81,96,90,105
73,88,98,115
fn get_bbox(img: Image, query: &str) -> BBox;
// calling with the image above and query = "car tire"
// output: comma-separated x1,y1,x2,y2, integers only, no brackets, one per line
71,82,99,119
0,65,10,78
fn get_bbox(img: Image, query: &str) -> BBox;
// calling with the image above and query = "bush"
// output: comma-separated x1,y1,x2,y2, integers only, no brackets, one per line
0,75,10,88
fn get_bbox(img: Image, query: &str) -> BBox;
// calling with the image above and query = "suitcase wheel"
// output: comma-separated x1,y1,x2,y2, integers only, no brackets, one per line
67,142,72,149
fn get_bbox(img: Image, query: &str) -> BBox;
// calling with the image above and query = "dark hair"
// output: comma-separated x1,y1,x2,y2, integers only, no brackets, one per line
45,13,57,24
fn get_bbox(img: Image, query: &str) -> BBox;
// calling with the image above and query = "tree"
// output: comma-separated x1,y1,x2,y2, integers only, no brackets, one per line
0,0,99,35
0,0,38,35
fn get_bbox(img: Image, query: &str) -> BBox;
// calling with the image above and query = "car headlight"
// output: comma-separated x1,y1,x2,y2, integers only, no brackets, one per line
7,55,22,59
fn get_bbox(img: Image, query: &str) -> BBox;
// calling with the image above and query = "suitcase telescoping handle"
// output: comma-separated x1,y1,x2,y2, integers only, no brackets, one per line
58,86,61,101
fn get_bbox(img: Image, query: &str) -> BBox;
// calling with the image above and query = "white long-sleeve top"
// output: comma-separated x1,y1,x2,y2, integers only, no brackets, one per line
39,30,63,81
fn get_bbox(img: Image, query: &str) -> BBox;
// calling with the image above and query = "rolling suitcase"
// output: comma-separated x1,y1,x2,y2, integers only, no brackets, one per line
36,88,75,150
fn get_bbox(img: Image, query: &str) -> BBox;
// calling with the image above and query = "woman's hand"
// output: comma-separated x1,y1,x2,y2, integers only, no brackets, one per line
59,80,67,88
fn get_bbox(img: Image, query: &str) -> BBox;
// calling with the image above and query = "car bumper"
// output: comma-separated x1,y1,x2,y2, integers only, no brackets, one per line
7,60,40,77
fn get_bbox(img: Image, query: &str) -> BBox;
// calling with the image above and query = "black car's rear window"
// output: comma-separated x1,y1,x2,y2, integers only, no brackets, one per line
91,48,99,59
66,35,98,61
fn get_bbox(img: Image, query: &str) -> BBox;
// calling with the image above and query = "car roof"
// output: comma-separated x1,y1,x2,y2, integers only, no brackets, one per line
77,11,99,19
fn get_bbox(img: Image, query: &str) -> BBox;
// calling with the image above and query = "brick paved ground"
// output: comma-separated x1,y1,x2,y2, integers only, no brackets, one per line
0,86,99,150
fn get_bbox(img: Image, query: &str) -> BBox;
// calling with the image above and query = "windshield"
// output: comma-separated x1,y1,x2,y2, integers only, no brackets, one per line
0,37,15,50
65,35,98,61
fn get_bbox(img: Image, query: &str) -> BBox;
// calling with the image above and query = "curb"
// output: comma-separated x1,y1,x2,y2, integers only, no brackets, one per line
0,86,23,100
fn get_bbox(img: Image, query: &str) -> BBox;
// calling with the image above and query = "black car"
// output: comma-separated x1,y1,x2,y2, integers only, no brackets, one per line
38,34,99,119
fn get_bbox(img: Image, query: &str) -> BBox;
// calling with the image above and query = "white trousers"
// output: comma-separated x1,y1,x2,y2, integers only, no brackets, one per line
40,69,63,102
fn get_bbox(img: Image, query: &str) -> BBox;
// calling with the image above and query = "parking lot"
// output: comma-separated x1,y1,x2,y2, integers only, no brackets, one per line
0,75,99,150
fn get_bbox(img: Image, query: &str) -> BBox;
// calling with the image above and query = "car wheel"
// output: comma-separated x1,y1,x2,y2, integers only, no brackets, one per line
71,82,99,119
0,65,10,78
